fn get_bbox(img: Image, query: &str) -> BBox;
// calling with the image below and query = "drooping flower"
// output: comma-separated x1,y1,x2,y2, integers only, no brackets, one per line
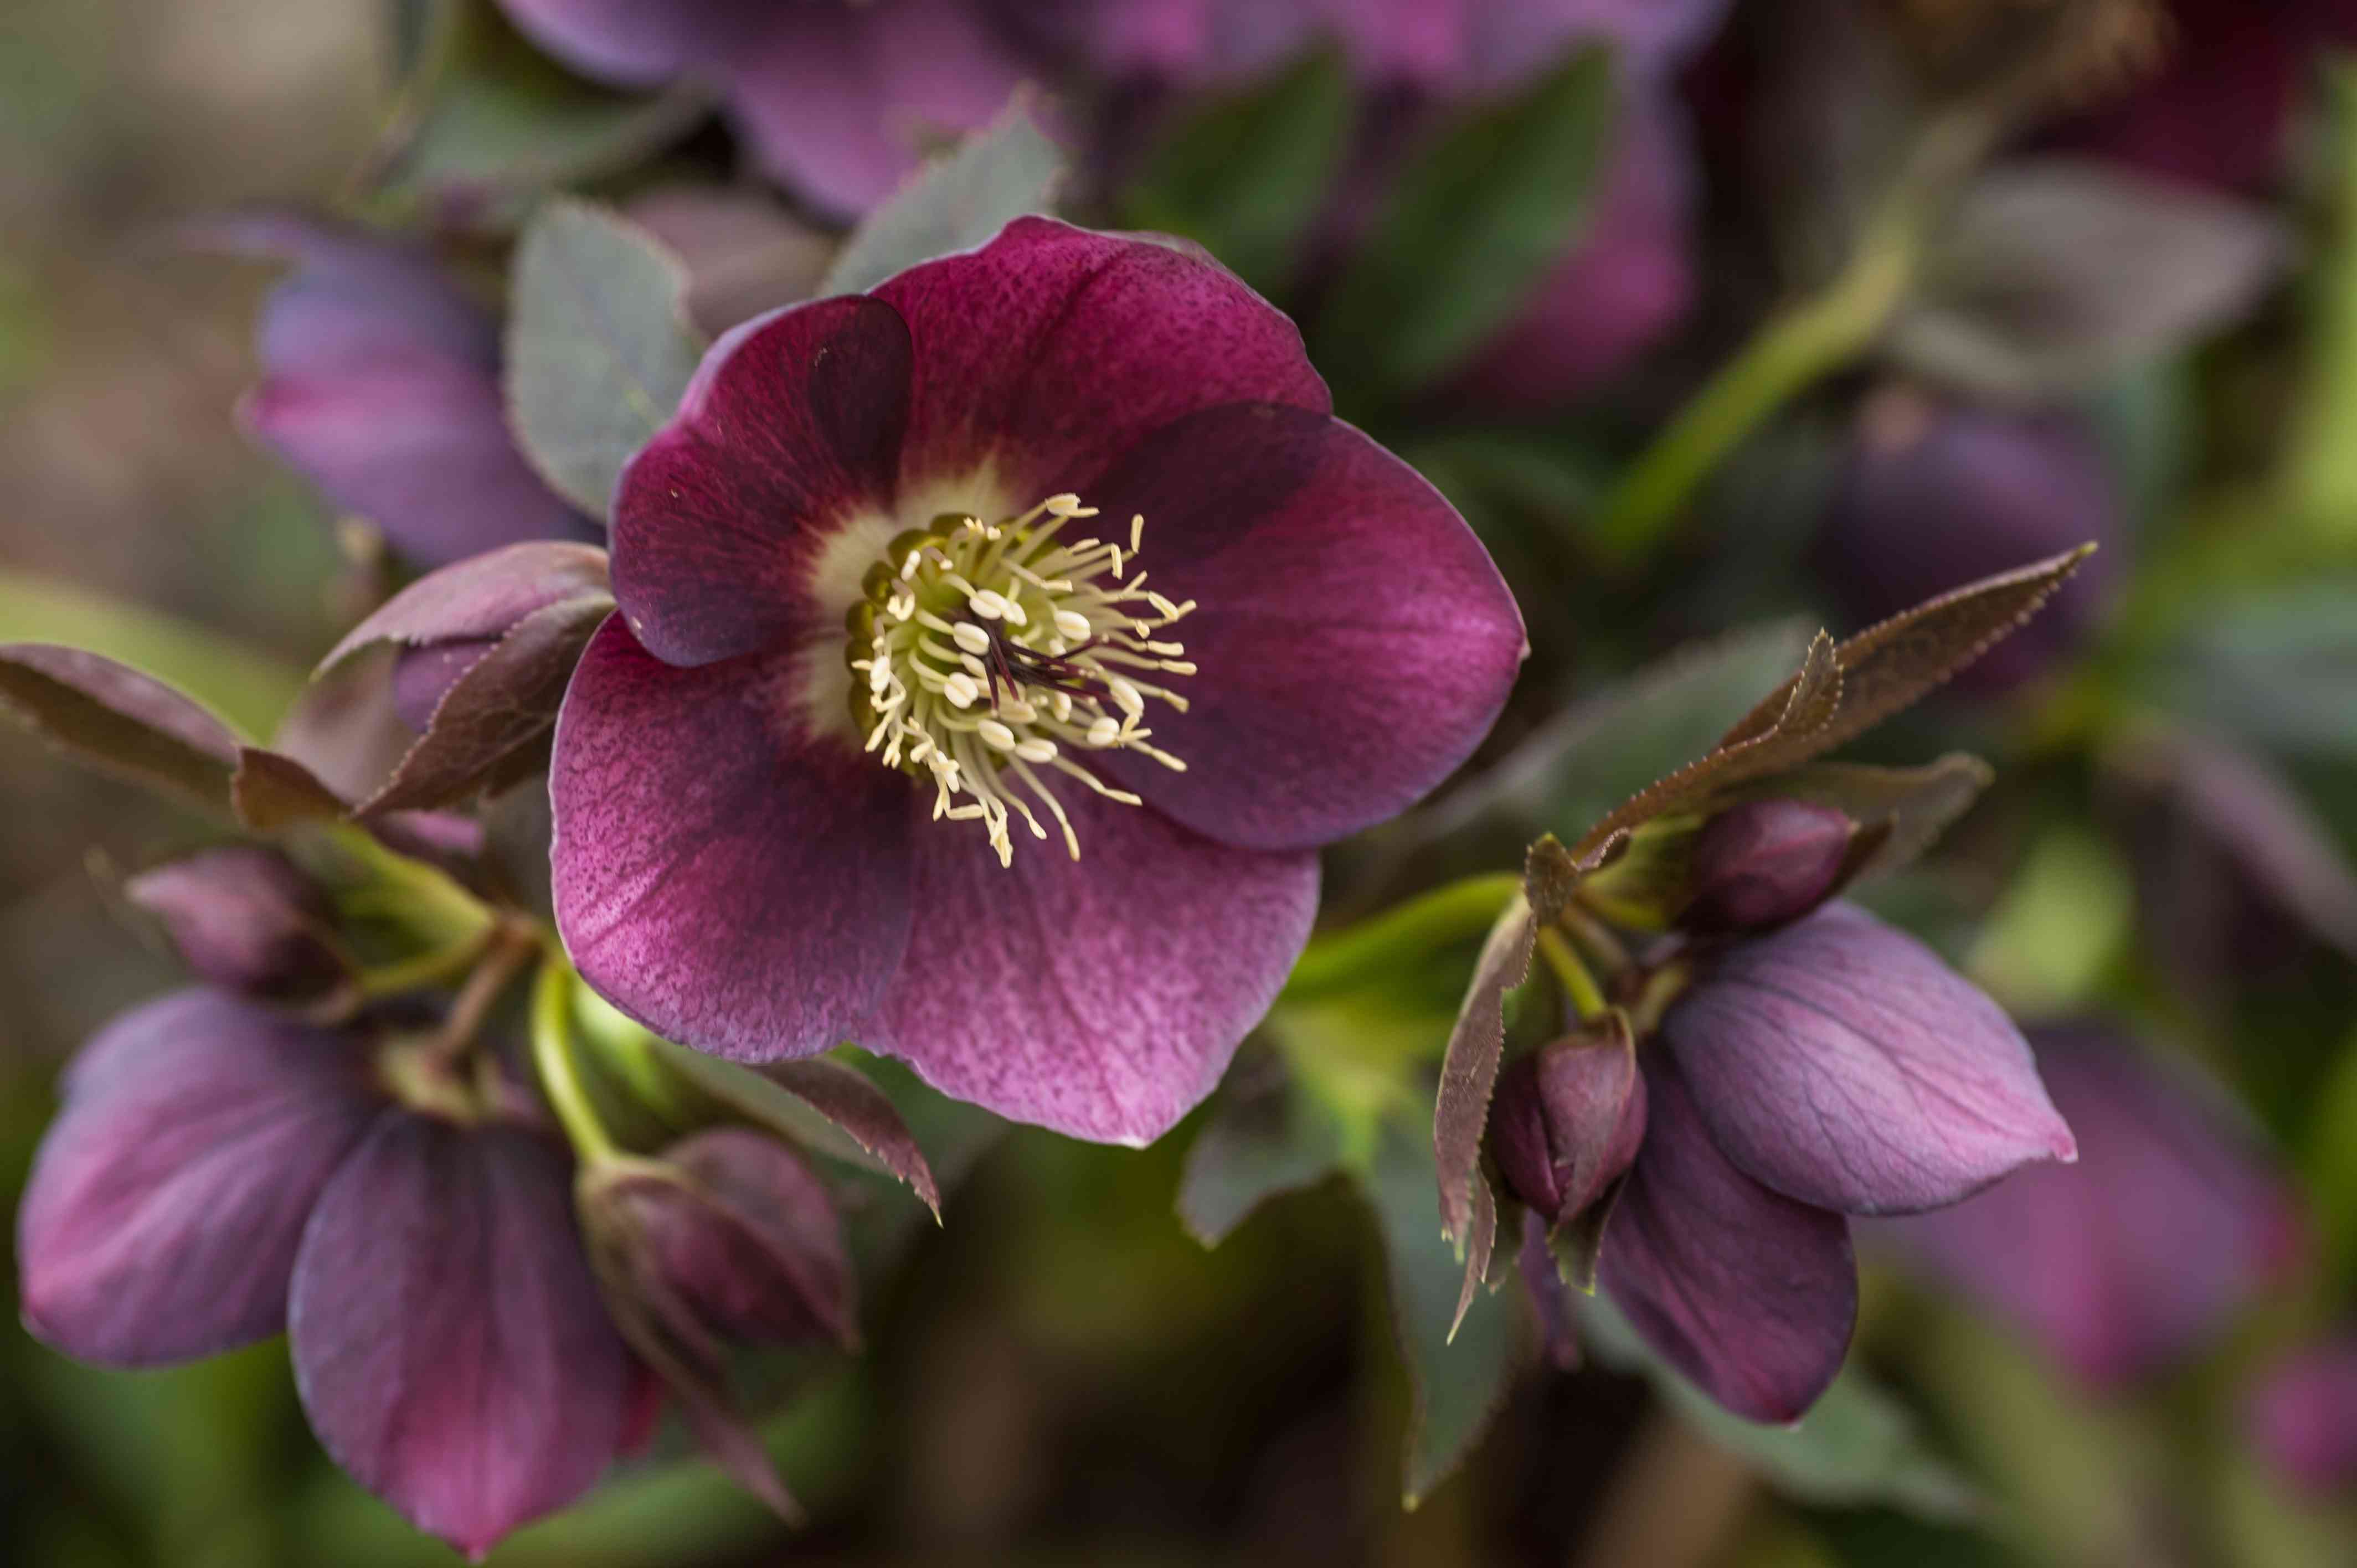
124,843,348,1000
550,217,1526,1144
1866,1022,2302,1389
197,212,592,567
493,0,1038,218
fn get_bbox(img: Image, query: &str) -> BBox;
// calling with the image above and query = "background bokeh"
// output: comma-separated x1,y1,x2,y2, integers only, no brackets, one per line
6,1,2357,1564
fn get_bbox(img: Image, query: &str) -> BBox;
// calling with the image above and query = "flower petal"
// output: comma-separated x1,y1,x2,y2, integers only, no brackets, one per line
1664,902,2077,1214
1083,404,1524,850
495,0,768,82
551,617,912,1063
724,0,1036,219
244,360,591,567
290,1114,632,1557
609,295,913,667
866,790,1318,1144
193,209,498,375
873,218,1330,505
18,991,379,1365
1864,1023,2301,1388
1599,1059,1857,1423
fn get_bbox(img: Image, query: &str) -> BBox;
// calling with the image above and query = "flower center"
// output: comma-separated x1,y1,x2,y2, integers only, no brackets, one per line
848,493,1194,867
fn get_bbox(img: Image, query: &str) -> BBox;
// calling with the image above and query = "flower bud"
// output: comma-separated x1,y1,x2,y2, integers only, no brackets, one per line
586,1127,853,1358
1682,799,1854,933
1488,1028,1648,1229
124,844,344,999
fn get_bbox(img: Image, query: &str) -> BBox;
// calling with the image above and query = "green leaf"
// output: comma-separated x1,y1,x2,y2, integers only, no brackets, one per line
2152,582,2357,759
1122,47,1353,296
1319,45,1617,396
507,197,705,519
1578,1294,1979,1520
367,1,708,228
1176,1060,1347,1247
1358,1123,1520,1507
819,100,1066,297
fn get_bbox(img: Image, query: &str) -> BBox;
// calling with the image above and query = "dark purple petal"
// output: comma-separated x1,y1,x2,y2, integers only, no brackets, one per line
1005,0,1314,84
873,218,1330,506
289,1115,632,1557
552,617,912,1064
1865,1023,2301,1388
243,359,591,567
1816,391,2119,695
1488,1025,1646,1227
724,0,1036,219
18,991,379,1365
2247,1341,2357,1495
1083,404,1524,852
865,788,1318,1144
1599,1059,1857,1423
192,210,497,375
125,846,345,999
495,0,769,82
609,295,912,667
1664,902,2077,1215
1682,798,1855,933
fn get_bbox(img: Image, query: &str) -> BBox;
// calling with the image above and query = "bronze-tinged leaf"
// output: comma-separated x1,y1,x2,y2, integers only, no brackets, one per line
1742,546,2094,759
0,644,241,814
1571,632,1844,859
320,541,613,673
1447,1167,1500,1342
1433,891,1537,1246
357,600,611,816
1733,754,1994,881
758,1058,942,1220
230,746,350,830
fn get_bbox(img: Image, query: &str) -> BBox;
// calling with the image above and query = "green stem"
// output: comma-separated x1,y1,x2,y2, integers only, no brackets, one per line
1535,926,1606,1023
353,930,493,999
323,823,495,951
1282,872,1523,997
530,957,615,1162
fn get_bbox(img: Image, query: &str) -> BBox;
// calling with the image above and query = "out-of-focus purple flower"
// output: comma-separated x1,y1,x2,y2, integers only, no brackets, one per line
2049,0,2357,193
1587,902,2075,1420
16,990,635,1555
2248,1340,2357,1495
1489,1023,1646,1229
1867,1023,2303,1389
1816,386,2121,695
495,0,1036,218
125,845,347,1000
197,212,591,567
1681,797,1855,933
549,217,1525,1144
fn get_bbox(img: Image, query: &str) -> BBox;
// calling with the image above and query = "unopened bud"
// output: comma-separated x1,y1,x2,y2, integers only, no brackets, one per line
125,844,344,999
1488,1027,1648,1229
1683,800,1854,933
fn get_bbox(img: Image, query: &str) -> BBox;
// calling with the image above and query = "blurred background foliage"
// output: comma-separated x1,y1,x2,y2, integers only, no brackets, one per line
6,0,2357,1563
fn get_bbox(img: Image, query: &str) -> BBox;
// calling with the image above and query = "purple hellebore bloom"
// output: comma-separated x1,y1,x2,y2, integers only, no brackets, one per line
1816,387,2121,695
1866,1023,2303,1389
2248,1340,2357,1495
549,217,1526,1144
16,990,636,1556
1589,902,2076,1421
493,0,1037,219
125,844,348,1000
202,212,591,568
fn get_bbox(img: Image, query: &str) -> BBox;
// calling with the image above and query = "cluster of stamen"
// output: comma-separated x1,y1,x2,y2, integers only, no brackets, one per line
848,493,1195,866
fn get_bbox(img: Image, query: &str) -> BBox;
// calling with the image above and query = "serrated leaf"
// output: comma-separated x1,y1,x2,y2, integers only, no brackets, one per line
1433,891,1537,1246
758,1059,941,1220
0,644,243,814
1319,45,1617,395
322,541,611,672
817,100,1066,297
1176,1060,1347,1247
1361,1124,1520,1506
507,199,704,519
357,597,610,814
1579,1294,1978,1518
1123,47,1353,296
1892,158,2284,399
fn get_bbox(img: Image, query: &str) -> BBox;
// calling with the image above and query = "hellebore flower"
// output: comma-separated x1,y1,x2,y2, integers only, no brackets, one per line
1816,386,2119,695
494,0,1036,218
2247,1340,2357,1495
1489,1020,1646,1230
199,212,591,566
550,217,1526,1144
1866,1022,2302,1389
125,844,348,1000
17,989,636,1556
